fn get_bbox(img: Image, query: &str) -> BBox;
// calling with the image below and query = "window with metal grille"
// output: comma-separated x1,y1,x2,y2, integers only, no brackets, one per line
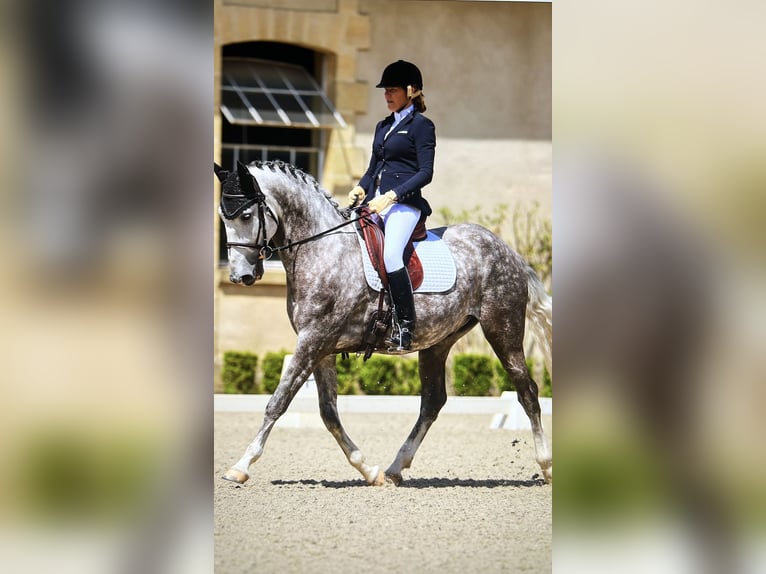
218,54,347,265
221,58,346,129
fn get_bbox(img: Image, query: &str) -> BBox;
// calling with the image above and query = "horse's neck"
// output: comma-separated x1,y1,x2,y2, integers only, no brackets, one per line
263,172,345,244
280,201,342,236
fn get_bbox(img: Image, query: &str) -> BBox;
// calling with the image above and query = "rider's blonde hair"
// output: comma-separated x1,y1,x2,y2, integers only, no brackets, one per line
407,85,427,113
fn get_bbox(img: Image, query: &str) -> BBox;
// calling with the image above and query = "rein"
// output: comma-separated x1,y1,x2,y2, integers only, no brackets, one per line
226,203,371,260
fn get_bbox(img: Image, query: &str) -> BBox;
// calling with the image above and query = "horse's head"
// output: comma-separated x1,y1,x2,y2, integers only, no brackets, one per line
215,161,278,285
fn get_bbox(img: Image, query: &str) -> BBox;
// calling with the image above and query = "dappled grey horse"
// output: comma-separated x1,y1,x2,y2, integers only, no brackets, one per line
215,160,552,485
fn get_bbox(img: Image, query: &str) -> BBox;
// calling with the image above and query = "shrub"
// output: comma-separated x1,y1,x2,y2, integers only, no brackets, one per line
335,355,359,395
395,359,421,395
261,350,289,394
539,365,552,398
221,351,259,394
336,355,420,395
358,356,399,395
452,354,494,396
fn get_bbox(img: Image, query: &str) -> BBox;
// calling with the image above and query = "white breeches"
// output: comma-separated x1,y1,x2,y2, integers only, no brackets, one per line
373,201,421,273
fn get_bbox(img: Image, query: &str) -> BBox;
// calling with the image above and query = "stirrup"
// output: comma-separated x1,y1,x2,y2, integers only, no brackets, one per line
386,326,412,352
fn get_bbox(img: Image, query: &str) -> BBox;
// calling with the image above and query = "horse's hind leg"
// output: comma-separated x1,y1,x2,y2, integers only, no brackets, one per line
483,312,552,483
314,355,384,485
508,352,552,483
384,335,459,485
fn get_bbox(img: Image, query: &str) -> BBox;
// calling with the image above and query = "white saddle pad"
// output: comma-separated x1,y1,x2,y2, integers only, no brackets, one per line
356,229,457,293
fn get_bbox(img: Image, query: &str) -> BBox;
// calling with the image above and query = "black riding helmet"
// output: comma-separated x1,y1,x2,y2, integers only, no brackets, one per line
375,60,423,89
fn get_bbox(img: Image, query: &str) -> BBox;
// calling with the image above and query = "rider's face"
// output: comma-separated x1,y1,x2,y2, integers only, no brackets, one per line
384,87,409,113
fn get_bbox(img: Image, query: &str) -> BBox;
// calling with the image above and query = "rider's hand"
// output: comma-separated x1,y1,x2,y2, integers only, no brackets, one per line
347,186,366,207
368,191,397,214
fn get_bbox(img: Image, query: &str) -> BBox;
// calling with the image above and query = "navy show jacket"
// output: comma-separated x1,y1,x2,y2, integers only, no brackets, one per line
357,110,435,217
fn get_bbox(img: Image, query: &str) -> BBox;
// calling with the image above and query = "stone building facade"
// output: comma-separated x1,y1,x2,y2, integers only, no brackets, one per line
213,0,551,384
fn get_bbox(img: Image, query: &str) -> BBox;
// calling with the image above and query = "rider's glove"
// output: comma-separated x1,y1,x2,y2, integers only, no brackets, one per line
347,186,366,207
368,191,397,214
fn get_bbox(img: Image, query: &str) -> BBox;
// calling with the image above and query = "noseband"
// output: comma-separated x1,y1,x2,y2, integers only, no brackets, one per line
224,196,277,260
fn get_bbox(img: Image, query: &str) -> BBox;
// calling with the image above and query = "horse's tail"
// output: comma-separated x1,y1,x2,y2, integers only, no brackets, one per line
524,265,552,378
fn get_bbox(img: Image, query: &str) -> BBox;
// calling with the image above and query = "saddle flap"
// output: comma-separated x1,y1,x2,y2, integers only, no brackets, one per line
357,208,424,291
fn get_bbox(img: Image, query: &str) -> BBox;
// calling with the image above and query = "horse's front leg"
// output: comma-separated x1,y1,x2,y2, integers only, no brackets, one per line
314,355,384,485
221,341,320,484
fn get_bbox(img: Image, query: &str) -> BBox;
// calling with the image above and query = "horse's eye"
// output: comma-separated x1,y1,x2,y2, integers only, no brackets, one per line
241,213,252,221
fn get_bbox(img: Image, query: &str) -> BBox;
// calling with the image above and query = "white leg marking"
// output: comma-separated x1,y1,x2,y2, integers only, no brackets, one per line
349,450,383,485
532,430,552,483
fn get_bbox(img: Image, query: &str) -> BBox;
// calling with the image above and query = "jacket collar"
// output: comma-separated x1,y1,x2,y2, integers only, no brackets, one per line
396,110,416,128
384,108,417,124
382,110,417,133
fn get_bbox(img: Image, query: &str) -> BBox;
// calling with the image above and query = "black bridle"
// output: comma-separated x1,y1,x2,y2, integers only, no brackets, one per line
224,198,275,259
226,201,371,260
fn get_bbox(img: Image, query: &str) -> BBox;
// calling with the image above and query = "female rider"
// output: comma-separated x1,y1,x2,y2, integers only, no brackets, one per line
348,60,435,351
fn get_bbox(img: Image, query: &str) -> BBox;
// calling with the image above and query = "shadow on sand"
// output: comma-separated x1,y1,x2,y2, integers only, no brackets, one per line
270,476,546,489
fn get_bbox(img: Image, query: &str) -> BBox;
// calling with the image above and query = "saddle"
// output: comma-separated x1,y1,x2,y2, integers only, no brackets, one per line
356,207,426,290
353,208,456,360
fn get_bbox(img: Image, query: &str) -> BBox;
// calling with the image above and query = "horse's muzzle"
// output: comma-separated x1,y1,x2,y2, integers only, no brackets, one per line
230,259,264,285
230,272,261,285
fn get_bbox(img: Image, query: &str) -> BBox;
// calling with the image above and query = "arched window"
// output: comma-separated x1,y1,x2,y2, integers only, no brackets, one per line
218,42,346,263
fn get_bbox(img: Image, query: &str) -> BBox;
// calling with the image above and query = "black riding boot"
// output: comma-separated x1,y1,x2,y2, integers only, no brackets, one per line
386,267,416,351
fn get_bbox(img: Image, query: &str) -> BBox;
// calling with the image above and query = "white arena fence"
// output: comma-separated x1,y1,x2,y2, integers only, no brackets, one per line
214,388,551,431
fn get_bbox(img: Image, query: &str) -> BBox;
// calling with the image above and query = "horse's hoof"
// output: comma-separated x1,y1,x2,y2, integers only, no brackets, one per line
222,468,249,484
384,472,402,487
371,469,386,486
543,466,552,484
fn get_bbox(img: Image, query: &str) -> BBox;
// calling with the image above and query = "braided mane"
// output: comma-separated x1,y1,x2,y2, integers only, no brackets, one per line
249,159,345,216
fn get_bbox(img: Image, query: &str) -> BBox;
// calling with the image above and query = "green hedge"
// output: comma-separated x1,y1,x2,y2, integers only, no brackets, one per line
335,357,358,395
221,351,259,394
539,364,552,398
353,356,420,395
220,351,550,397
261,350,289,394
460,355,551,397
453,354,494,396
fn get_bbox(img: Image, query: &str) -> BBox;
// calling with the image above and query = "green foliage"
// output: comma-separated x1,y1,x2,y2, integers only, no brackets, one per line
261,350,289,394
452,354,494,396
396,359,421,395
335,355,359,395
221,351,259,394
436,201,551,289
539,365,552,398
358,356,399,395
344,355,420,395
220,350,548,398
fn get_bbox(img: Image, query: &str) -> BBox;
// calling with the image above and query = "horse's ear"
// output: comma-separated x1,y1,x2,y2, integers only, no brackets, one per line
214,162,229,183
237,160,264,201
